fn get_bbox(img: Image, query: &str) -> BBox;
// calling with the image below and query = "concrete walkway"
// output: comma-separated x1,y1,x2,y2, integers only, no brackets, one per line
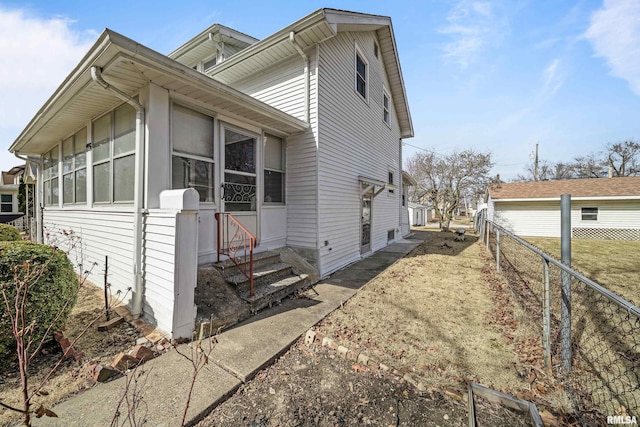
35,236,425,427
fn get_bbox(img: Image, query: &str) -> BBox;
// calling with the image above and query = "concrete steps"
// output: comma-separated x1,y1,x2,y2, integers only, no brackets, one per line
196,250,314,335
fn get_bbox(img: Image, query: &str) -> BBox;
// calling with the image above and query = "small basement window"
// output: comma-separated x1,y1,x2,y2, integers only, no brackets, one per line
581,207,598,221
387,229,395,242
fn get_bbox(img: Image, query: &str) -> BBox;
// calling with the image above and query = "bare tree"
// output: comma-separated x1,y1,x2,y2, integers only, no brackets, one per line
514,160,575,181
606,141,640,177
406,149,493,231
573,153,606,178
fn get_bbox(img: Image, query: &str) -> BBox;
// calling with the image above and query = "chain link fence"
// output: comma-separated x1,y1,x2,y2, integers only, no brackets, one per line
475,210,640,424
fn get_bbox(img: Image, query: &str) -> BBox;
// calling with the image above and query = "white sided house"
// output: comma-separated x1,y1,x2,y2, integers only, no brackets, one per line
487,177,640,240
0,166,22,223
9,9,414,338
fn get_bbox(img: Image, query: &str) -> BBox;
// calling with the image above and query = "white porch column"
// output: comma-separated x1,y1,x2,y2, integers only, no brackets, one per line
158,188,199,339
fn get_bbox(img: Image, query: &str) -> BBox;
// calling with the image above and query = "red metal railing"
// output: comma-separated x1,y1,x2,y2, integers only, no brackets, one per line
215,212,257,297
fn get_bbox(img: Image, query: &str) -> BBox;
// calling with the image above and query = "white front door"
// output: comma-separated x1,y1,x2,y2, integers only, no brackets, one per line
221,125,259,241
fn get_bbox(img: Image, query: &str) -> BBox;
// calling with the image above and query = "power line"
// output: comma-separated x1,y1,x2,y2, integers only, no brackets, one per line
402,141,528,167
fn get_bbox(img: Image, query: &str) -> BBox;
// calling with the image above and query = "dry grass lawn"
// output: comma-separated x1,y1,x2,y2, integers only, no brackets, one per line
317,230,537,397
523,237,640,305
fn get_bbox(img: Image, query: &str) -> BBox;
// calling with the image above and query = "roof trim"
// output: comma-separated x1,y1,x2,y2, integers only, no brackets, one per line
168,24,258,63
402,171,417,186
492,195,640,202
10,29,308,154
209,8,414,138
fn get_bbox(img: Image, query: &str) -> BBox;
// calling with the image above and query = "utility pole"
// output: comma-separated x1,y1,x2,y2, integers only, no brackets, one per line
533,143,539,181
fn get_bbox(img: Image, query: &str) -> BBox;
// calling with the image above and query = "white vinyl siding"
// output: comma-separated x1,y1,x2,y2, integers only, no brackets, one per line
491,199,640,237
42,209,135,305
222,47,319,253
231,55,307,120
143,211,178,335
317,31,402,276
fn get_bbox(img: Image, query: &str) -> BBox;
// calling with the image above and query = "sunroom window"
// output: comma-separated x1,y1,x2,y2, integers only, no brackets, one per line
264,134,285,204
171,104,215,203
43,147,59,206
92,103,136,204
62,127,87,204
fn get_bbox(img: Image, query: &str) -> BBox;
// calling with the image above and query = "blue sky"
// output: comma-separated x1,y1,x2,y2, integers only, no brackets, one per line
1,0,639,180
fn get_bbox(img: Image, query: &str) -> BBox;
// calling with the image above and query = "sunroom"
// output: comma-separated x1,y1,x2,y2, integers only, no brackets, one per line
9,29,308,337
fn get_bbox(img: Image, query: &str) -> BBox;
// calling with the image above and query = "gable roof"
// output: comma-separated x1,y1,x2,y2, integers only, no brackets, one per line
207,8,414,139
168,24,258,67
9,29,308,156
488,177,640,201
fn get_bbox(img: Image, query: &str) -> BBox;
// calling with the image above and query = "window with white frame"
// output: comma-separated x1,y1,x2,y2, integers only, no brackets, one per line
264,134,285,204
388,170,394,194
171,104,215,203
92,103,136,203
355,47,367,100
1,194,12,213
383,90,391,125
43,147,59,206
62,127,87,204
581,207,598,221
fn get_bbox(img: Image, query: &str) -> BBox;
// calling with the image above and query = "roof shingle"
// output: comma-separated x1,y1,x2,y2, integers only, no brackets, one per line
488,176,640,200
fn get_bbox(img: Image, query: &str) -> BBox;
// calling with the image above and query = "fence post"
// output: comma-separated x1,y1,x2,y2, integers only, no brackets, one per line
486,221,490,251
496,229,501,272
542,257,552,371
560,194,572,372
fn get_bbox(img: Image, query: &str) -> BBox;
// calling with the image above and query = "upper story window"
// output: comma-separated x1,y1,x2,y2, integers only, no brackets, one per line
374,42,379,59
43,146,59,206
92,103,136,204
1,194,12,213
355,47,367,100
383,90,391,125
62,127,87,204
171,104,215,203
264,134,285,204
581,207,598,221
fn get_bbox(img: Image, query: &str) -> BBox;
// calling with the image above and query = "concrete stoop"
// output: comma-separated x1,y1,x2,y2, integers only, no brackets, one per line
195,249,316,337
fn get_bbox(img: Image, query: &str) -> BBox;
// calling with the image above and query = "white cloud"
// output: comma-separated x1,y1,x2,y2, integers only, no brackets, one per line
439,0,508,69
0,7,95,171
585,0,640,95
542,58,565,97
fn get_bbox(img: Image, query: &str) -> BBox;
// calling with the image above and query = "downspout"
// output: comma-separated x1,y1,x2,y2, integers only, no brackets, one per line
91,66,146,318
289,31,310,123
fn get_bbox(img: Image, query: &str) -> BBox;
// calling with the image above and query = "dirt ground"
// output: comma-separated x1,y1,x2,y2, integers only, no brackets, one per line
0,282,142,427
198,230,571,426
1,229,574,426
199,340,530,427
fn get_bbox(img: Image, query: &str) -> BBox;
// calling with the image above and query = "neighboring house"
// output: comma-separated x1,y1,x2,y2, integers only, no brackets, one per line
400,171,416,235
486,176,640,240
408,202,431,226
0,165,23,223
8,9,414,338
